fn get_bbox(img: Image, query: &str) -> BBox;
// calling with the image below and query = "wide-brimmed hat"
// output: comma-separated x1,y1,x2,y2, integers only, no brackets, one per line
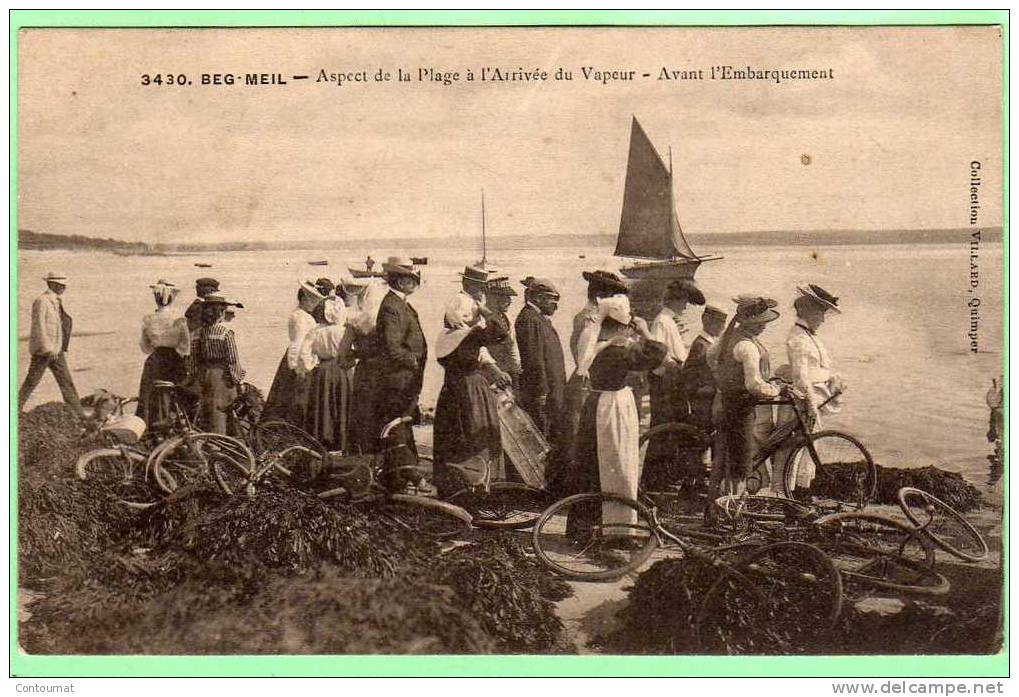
458,265,490,284
582,269,628,295
299,280,327,301
382,256,421,280
486,277,517,297
338,274,371,289
195,277,219,289
797,284,841,313
43,272,68,284
736,297,780,325
666,279,705,305
200,293,243,307
521,276,560,298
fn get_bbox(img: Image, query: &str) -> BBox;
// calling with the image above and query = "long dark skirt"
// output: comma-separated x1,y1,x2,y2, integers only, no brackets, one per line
303,358,353,452
642,367,695,491
195,365,239,435
433,370,503,498
349,360,379,454
264,352,308,426
136,347,185,427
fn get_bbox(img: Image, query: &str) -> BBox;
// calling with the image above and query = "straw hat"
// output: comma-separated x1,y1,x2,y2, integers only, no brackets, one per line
381,256,421,279
299,280,326,300
582,269,628,295
43,272,68,284
735,297,780,325
796,284,841,313
458,265,490,284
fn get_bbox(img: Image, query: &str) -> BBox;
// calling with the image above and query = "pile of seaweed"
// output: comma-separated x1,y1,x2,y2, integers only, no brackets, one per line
813,463,984,512
18,402,572,655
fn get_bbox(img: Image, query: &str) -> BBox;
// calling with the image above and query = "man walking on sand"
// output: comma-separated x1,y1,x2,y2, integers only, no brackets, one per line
19,272,86,420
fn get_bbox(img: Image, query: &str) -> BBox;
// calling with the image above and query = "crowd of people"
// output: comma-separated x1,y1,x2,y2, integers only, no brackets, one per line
20,260,846,521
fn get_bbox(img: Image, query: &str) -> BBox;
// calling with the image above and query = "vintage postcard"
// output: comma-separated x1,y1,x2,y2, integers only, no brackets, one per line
11,11,1007,679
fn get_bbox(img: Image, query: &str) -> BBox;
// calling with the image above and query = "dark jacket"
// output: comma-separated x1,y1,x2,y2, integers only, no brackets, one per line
375,290,427,403
679,334,717,428
514,303,566,423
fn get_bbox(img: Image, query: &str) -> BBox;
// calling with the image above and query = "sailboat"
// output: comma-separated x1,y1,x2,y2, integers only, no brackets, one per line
614,117,721,315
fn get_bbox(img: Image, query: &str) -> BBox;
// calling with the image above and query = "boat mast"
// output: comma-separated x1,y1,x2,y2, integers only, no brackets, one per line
480,188,487,266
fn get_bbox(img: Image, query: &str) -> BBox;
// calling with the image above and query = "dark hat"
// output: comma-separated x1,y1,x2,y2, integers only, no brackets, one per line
666,279,705,305
736,297,780,325
521,276,560,297
486,277,517,296
200,293,243,307
458,265,490,284
315,278,336,296
703,304,728,321
195,277,220,290
797,284,841,313
582,269,629,295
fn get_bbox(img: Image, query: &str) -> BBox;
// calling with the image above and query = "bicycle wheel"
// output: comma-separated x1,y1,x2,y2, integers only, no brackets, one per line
252,420,328,483
781,430,876,510
695,565,771,654
151,433,254,495
532,492,659,582
211,449,254,497
897,487,989,562
379,494,473,540
447,482,553,530
75,448,158,508
813,512,948,595
712,494,815,524
733,541,843,642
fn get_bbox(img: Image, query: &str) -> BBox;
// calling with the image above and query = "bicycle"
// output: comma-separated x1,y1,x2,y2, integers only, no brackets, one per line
897,486,989,563
711,491,950,596
531,490,843,652
212,415,475,539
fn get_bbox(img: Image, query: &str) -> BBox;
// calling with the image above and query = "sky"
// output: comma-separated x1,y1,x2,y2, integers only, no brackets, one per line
17,26,1003,245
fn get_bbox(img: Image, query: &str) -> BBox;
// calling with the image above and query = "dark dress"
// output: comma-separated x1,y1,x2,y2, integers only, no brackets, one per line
432,321,508,497
137,347,186,426
564,337,666,537
641,360,689,492
303,325,356,452
717,335,772,479
264,309,315,425
349,330,382,453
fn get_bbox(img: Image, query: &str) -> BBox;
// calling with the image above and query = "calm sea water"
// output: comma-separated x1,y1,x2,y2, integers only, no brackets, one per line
17,241,1004,482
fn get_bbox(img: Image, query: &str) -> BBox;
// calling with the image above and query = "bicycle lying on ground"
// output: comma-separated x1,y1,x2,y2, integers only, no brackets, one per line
531,489,844,652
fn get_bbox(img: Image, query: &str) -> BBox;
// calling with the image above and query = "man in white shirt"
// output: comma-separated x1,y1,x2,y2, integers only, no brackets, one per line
642,279,705,492
19,272,86,420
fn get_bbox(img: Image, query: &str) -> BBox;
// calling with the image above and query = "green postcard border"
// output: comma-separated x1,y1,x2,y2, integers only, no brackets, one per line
8,8,1009,679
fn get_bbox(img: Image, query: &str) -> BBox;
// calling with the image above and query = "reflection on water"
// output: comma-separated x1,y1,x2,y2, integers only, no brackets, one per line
16,241,1003,481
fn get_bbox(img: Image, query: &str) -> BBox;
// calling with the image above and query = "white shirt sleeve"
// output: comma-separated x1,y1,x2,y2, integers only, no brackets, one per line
296,328,321,375
574,320,600,378
287,311,315,370
787,332,816,407
733,340,780,399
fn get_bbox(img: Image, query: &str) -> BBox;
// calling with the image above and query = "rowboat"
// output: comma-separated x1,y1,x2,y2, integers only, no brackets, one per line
410,256,428,265
347,267,385,279
307,260,329,266
194,263,213,268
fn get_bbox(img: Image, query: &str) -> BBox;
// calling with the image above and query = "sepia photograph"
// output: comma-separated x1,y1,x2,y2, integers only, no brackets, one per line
12,14,1006,672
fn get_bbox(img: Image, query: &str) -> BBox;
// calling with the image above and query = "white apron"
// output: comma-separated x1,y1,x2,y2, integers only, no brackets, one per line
595,386,641,533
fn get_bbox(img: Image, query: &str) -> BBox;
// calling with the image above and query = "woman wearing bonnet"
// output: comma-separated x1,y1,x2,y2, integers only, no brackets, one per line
562,294,667,541
137,279,190,426
431,291,512,498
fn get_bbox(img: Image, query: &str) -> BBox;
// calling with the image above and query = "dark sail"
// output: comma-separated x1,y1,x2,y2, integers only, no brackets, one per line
615,117,699,260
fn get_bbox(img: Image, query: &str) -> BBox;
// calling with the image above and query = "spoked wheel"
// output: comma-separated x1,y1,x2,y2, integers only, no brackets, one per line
252,420,328,485
731,542,844,647
897,487,989,562
781,430,877,510
695,565,771,654
447,482,553,530
151,433,254,495
813,512,949,595
532,492,659,581
712,494,815,525
211,450,255,496
379,494,474,540
75,448,158,508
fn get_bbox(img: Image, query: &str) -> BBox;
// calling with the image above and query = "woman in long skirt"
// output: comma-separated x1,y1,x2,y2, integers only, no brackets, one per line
186,294,246,435
264,281,325,424
432,295,511,498
136,279,190,427
298,294,356,452
562,296,666,540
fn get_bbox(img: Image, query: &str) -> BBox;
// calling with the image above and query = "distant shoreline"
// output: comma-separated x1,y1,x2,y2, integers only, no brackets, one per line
17,226,1003,255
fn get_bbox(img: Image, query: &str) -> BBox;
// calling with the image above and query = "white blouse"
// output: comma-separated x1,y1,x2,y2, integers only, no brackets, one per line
649,305,689,375
286,308,318,371
140,308,190,356
732,338,781,399
787,323,843,413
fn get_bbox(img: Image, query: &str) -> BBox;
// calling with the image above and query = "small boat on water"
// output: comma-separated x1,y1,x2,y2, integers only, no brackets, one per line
410,256,428,265
307,260,329,266
348,267,385,279
194,263,213,268
614,117,722,317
